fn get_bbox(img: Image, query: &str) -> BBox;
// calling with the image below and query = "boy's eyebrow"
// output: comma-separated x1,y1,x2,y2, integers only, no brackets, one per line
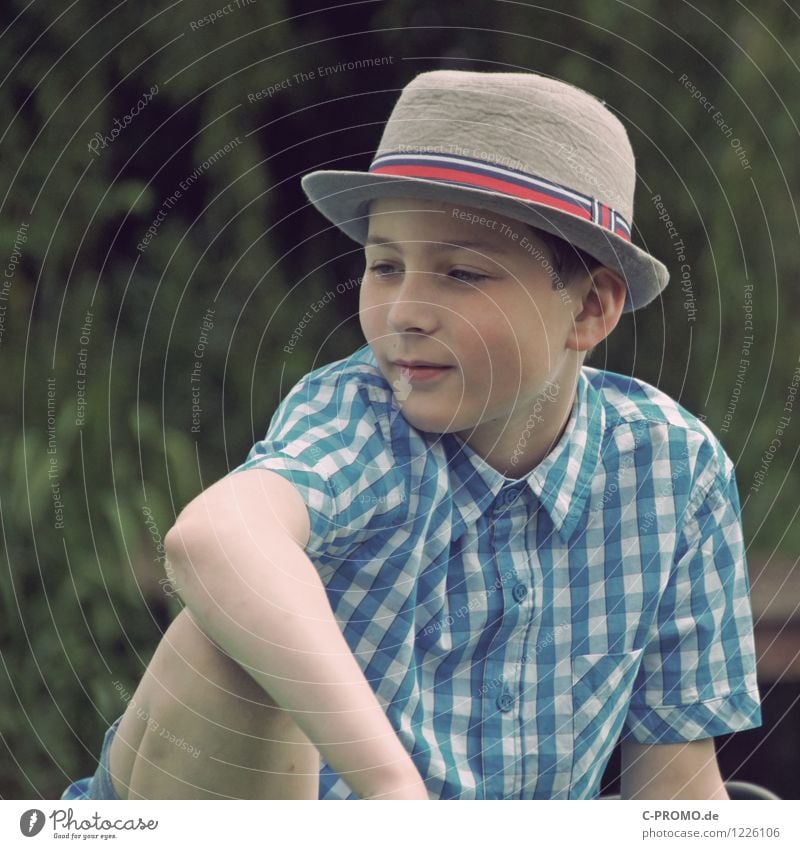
365,236,511,255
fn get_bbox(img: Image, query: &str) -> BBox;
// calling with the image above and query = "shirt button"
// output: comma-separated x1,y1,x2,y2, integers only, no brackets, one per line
500,488,519,506
512,583,528,602
496,691,515,712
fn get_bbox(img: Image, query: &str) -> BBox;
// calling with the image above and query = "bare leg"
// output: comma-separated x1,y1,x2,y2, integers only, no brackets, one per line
107,608,320,799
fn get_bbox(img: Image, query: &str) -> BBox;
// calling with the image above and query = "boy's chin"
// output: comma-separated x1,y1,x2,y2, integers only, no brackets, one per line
393,404,466,435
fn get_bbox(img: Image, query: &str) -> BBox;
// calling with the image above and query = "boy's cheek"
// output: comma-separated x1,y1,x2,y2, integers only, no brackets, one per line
358,294,387,341
358,308,378,344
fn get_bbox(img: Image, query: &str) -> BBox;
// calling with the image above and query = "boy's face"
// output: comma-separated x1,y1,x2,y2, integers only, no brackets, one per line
360,196,590,472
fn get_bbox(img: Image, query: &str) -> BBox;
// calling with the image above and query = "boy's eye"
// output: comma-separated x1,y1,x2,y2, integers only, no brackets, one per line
448,269,487,284
370,263,401,277
368,264,487,284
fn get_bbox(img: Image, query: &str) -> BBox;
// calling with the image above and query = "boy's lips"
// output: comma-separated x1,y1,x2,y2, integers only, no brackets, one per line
393,359,451,369
392,360,454,382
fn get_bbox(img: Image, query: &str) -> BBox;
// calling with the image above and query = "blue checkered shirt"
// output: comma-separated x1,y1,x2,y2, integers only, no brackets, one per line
231,343,762,799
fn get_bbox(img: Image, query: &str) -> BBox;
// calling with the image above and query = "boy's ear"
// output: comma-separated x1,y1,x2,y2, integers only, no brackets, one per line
566,266,627,354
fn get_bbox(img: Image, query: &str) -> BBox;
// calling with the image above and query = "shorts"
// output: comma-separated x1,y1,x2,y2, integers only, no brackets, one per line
60,715,124,800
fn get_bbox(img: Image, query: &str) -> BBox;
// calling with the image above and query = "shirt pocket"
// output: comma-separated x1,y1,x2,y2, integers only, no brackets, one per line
569,649,644,798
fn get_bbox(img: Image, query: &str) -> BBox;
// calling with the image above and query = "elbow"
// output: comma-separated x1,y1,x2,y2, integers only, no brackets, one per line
164,520,205,595
164,519,193,555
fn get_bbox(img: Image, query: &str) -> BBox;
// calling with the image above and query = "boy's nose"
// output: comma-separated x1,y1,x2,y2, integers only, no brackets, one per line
385,270,440,334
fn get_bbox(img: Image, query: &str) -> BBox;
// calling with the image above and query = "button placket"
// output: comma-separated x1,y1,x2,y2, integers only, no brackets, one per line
481,496,518,800
486,486,530,788
499,486,531,608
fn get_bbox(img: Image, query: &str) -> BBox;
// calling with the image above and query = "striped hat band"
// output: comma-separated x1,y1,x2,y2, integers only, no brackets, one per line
369,151,632,242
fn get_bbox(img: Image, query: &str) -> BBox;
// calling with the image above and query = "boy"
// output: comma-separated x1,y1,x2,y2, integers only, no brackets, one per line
62,70,761,801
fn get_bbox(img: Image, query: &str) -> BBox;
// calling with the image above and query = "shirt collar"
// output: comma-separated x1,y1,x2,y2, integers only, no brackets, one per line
443,368,605,544
354,344,605,544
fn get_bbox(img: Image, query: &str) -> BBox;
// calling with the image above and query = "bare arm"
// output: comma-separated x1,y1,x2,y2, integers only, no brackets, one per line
164,468,429,800
620,738,729,799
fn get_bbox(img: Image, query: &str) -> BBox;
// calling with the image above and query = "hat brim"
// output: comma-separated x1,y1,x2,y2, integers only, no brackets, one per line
301,170,669,314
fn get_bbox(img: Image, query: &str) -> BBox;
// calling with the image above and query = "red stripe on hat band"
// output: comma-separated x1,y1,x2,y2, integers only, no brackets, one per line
370,164,594,222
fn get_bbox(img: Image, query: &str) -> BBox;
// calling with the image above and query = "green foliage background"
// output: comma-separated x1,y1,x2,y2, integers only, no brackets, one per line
2,0,798,798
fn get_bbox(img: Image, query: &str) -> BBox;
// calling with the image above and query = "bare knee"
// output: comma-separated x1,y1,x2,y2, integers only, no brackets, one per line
111,607,318,798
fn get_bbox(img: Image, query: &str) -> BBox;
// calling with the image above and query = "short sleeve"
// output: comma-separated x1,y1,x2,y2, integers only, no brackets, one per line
622,468,762,743
228,368,407,559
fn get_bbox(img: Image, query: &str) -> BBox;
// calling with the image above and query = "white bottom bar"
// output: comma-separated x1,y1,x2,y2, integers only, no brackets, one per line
2,799,797,848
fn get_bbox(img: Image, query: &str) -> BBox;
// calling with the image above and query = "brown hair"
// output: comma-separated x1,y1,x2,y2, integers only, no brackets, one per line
530,227,604,363
531,227,604,288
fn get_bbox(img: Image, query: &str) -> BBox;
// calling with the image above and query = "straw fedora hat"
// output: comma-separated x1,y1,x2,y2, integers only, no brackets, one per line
301,69,669,313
